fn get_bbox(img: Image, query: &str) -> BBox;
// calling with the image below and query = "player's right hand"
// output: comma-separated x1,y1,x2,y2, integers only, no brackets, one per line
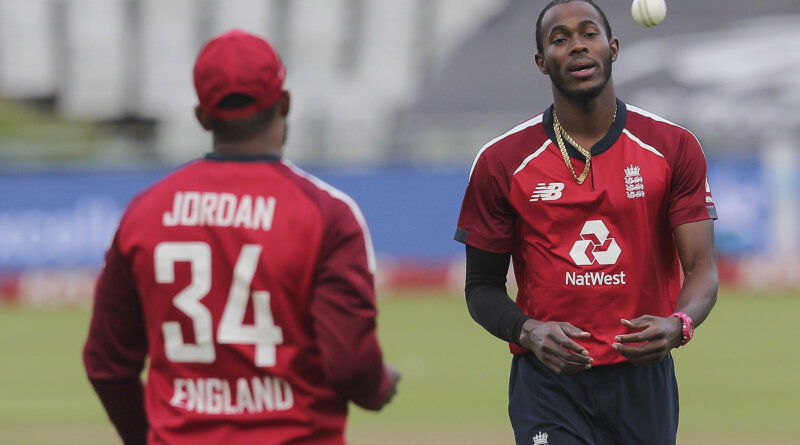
519,319,594,375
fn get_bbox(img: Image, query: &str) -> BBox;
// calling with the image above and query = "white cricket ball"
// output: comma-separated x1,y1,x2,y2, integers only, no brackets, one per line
631,0,667,27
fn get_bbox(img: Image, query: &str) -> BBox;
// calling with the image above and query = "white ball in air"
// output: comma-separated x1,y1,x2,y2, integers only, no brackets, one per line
631,0,667,27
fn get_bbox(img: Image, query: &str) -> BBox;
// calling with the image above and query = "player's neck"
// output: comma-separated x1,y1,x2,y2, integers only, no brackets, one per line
552,88,618,144
212,122,285,157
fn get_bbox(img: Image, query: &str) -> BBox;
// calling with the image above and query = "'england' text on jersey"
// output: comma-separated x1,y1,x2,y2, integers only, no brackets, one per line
565,270,627,286
162,191,276,230
170,376,294,415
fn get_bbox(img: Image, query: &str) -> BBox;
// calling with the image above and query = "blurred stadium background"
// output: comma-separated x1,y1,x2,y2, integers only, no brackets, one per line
0,0,798,444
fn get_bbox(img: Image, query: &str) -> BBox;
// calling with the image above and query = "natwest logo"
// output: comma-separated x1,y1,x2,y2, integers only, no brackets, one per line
566,220,626,287
569,220,621,266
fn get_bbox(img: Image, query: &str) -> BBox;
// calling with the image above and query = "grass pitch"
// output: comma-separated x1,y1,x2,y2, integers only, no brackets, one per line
0,288,798,444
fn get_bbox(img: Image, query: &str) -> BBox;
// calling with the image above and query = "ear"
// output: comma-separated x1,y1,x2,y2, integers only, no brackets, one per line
609,37,620,62
194,106,212,130
277,90,290,117
535,53,549,75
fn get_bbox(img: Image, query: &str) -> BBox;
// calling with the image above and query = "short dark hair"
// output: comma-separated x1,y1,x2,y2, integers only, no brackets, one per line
535,0,613,54
208,94,278,142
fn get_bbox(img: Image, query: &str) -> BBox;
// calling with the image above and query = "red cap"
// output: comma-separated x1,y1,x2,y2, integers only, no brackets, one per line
193,29,286,120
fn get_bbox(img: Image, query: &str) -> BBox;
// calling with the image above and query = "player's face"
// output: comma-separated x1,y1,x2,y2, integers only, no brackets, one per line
536,2,618,102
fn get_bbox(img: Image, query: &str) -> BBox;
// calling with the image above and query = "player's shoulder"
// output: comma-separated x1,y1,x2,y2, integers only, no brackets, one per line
624,103,702,152
277,160,367,224
279,160,375,269
469,113,549,178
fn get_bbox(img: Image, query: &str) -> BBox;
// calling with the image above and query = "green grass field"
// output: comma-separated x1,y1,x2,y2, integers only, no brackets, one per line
1,288,798,444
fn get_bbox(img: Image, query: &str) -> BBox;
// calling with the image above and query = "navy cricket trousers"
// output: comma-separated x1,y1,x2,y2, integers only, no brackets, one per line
509,353,679,445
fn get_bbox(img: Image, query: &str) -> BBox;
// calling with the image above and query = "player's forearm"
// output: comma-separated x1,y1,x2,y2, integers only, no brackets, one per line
89,377,148,445
313,312,391,408
672,219,718,328
318,332,390,410
466,284,530,345
346,362,393,411
310,281,390,408
464,245,528,344
674,262,718,328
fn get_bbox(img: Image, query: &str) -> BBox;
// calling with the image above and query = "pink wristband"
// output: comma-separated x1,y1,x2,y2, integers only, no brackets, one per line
670,312,694,347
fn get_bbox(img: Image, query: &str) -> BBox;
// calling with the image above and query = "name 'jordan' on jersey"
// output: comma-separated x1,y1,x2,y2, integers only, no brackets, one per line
455,100,717,365
84,155,390,445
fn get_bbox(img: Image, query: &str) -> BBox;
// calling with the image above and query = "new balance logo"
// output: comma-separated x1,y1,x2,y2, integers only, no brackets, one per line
533,431,549,445
530,182,565,202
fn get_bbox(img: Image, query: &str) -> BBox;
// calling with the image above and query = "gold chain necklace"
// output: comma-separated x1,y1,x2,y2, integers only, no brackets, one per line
552,105,617,184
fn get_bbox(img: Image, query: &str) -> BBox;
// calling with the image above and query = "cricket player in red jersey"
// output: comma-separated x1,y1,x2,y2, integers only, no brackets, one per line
83,29,400,445
455,1,718,443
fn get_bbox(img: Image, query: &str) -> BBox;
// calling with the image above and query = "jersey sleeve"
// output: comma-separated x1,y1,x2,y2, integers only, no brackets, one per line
454,152,515,253
83,230,148,381
667,132,718,228
309,199,391,410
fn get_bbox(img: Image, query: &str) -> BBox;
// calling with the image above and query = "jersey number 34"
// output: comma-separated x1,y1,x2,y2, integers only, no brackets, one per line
154,241,283,367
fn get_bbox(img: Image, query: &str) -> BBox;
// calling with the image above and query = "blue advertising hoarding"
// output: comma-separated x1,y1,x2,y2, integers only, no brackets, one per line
0,156,775,274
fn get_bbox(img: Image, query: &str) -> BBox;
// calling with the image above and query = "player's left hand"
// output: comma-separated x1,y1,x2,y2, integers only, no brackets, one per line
612,315,682,366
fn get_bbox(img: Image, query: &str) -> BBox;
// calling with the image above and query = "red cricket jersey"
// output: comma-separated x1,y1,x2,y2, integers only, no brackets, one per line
456,101,718,365
84,154,391,444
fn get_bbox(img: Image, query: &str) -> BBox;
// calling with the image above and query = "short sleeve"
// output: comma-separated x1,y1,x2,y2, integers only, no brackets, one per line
667,132,718,228
455,153,515,253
